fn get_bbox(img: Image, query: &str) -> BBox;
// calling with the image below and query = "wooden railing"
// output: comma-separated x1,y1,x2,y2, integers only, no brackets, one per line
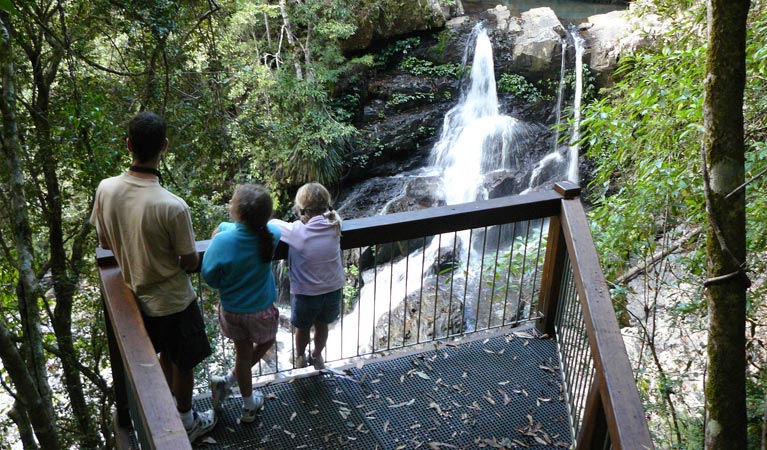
97,182,653,450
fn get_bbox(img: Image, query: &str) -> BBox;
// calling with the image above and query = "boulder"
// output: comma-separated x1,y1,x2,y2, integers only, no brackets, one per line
581,7,666,87
510,8,567,78
343,0,464,52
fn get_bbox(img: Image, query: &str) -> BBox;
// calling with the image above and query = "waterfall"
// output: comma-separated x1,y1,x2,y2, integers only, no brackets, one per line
432,24,528,205
527,27,585,189
316,22,587,362
567,26,585,183
551,37,568,154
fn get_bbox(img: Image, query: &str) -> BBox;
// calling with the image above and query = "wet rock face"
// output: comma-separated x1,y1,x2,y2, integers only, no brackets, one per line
342,0,464,52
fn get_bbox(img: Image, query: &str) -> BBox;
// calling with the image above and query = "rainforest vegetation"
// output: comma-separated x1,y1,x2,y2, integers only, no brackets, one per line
0,0,765,448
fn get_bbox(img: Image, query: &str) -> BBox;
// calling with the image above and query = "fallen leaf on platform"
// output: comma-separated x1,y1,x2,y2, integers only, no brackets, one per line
383,420,390,432
414,371,430,380
309,410,319,415
389,398,416,408
290,412,297,421
200,436,216,444
498,389,511,405
265,393,278,400
428,442,458,449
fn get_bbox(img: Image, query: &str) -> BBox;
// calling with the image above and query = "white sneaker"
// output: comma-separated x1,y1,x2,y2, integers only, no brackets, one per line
210,375,232,412
312,353,325,370
185,409,217,442
294,354,307,368
240,391,265,424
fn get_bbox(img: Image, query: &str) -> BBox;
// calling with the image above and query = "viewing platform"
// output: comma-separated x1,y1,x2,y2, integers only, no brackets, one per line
97,182,654,450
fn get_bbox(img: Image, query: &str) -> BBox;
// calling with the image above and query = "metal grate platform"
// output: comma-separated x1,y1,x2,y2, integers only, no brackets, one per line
193,332,571,449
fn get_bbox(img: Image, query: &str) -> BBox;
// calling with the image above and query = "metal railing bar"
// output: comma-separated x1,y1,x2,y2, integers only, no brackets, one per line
387,242,394,350
501,222,517,325
449,231,459,337
488,225,503,328
513,221,532,323
476,226,489,330
531,219,546,311
402,239,410,348
417,236,427,344
372,244,379,353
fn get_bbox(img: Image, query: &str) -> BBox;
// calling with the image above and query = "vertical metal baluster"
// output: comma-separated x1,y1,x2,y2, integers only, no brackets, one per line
433,233,444,341
489,224,503,328
386,242,393,351
372,244,379,354
514,221,532,323
197,275,212,387
448,232,458,337
462,229,473,335
357,247,363,358
416,237,426,344
474,227,487,331
339,249,346,360
501,222,517,324
402,239,410,348
529,219,546,315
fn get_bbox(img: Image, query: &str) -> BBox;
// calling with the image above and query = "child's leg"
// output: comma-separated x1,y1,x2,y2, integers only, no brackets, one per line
311,321,329,359
251,339,275,365
233,339,254,397
173,364,195,413
295,328,311,358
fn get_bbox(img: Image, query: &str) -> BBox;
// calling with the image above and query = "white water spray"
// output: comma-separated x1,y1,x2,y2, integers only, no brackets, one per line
433,24,530,205
567,27,585,182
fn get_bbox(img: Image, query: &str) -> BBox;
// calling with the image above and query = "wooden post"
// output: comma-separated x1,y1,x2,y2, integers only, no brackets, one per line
577,379,609,450
102,292,131,429
536,182,581,335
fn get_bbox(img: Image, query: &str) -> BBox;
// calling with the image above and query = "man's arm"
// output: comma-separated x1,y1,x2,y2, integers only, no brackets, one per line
179,251,199,272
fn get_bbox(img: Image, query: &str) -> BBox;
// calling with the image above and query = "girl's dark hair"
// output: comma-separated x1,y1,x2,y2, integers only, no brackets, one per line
230,184,274,262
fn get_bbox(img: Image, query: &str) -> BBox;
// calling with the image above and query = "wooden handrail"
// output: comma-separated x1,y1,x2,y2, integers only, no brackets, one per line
96,184,654,449
98,265,193,450
97,189,565,267
560,197,654,450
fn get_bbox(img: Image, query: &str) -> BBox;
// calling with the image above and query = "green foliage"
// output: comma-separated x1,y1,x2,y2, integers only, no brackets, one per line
581,42,706,279
386,91,434,108
400,57,462,78
497,73,544,102
373,37,421,68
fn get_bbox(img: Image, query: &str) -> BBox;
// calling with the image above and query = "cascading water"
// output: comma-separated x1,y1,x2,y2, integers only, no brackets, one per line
315,22,587,364
527,26,585,188
567,25,585,182
432,24,531,205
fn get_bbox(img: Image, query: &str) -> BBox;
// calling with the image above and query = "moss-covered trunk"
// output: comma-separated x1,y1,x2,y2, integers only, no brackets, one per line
702,1,750,449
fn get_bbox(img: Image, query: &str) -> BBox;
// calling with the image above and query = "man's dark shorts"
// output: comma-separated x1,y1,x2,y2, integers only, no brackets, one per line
141,300,212,371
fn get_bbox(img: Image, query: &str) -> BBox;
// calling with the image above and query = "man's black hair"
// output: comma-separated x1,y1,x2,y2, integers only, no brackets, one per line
128,111,167,163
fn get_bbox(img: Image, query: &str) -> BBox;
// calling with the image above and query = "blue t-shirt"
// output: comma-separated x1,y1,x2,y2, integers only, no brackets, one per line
201,222,281,313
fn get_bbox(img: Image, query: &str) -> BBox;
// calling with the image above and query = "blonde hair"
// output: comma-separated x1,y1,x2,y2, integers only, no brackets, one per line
294,182,342,236
230,184,274,262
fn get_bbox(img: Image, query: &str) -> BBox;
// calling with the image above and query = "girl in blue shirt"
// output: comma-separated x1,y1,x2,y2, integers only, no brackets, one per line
202,184,281,423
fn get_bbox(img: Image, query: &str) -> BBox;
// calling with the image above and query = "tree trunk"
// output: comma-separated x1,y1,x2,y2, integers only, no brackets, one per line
0,14,61,450
702,1,750,449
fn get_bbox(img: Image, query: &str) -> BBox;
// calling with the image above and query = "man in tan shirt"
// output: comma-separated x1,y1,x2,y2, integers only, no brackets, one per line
90,112,216,442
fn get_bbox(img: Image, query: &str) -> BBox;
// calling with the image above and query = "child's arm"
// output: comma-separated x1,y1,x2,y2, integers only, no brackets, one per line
268,218,293,244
